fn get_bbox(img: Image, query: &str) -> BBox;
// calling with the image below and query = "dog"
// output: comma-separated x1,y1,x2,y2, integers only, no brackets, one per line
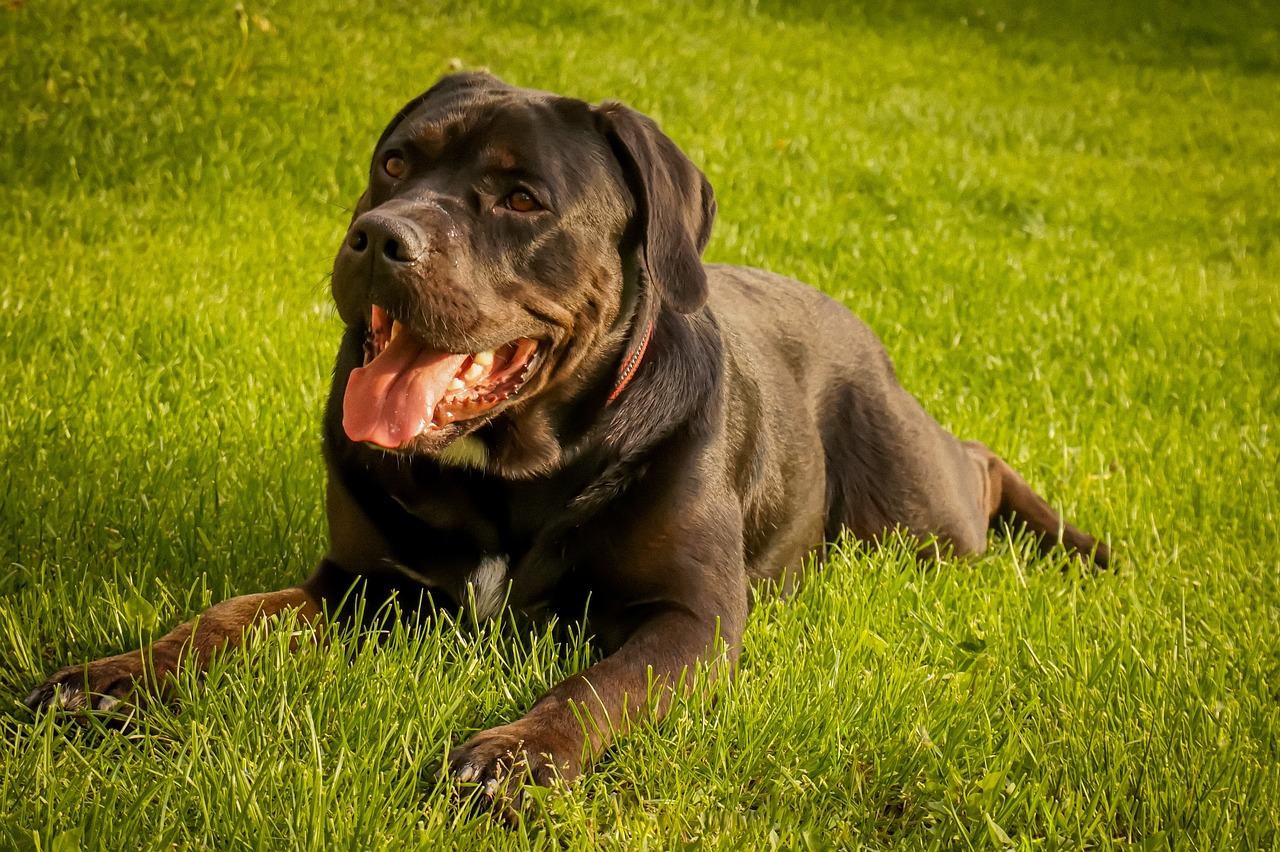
26,72,1108,812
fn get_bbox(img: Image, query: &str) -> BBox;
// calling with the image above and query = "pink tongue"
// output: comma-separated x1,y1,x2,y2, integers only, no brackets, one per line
342,333,469,448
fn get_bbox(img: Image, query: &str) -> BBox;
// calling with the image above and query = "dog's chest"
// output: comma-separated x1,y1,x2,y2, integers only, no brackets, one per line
381,471,586,619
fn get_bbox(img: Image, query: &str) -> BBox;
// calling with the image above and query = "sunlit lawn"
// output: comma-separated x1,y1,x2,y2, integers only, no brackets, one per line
2,0,1278,847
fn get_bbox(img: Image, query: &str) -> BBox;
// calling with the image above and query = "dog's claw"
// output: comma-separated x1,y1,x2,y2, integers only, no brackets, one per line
23,685,62,712
442,721,581,821
25,680,89,713
23,653,148,720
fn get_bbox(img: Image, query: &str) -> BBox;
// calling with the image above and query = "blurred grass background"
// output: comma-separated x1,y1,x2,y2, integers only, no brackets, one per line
1,0,1278,847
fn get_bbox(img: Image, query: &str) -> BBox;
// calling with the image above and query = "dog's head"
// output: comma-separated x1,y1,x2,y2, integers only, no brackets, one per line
331,72,715,465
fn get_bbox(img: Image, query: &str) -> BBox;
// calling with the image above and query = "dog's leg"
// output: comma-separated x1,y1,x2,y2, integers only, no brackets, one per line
24,585,325,716
446,604,739,817
963,440,1109,568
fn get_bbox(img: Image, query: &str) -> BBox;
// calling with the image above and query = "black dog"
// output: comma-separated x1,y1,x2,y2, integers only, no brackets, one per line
27,72,1108,810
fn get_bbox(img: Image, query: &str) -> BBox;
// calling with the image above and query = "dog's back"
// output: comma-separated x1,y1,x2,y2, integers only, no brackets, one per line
704,263,1097,567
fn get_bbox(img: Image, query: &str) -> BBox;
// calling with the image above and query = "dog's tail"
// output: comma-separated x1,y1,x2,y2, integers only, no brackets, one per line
964,441,1110,569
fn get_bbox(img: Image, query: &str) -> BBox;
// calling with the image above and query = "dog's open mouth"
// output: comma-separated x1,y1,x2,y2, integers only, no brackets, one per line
342,305,538,449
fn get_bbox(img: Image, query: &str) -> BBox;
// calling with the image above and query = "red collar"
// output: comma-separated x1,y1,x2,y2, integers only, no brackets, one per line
607,320,654,403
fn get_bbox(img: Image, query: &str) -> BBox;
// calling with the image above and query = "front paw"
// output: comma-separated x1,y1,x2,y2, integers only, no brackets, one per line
24,651,150,718
446,720,582,818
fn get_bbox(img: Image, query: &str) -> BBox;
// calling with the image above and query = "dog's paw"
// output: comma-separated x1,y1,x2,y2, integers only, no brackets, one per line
23,652,147,719
445,721,581,821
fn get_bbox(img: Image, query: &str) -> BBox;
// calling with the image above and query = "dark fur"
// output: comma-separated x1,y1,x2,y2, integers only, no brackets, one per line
27,73,1107,816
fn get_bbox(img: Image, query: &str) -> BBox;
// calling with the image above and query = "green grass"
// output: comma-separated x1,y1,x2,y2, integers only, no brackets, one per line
2,0,1278,847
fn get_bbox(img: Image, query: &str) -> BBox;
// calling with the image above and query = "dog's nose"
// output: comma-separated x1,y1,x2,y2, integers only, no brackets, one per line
348,213,426,264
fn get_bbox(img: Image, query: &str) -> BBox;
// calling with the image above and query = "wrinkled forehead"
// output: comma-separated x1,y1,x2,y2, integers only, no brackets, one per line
378,86,614,189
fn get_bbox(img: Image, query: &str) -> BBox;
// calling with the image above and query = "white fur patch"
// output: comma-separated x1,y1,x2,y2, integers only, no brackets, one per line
466,555,509,621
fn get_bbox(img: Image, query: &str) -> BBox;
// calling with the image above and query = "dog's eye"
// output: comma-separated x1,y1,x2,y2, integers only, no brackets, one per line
503,189,542,213
383,154,406,179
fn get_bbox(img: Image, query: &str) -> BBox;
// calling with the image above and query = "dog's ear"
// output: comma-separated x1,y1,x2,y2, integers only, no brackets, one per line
597,103,716,314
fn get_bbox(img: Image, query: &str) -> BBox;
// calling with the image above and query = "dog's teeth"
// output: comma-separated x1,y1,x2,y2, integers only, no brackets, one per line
463,362,485,382
447,377,466,391
473,350,495,367
390,320,403,342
